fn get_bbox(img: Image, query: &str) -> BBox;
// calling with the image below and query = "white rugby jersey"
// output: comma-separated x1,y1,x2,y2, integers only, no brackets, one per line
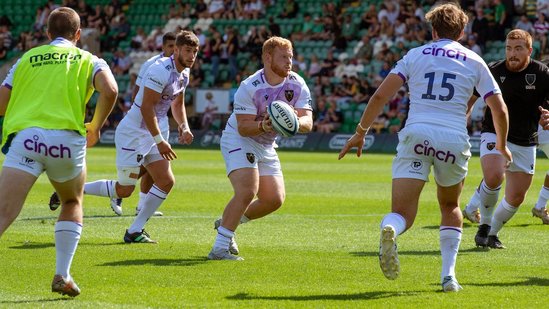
135,53,163,88
391,39,500,134
125,55,189,132
226,69,312,145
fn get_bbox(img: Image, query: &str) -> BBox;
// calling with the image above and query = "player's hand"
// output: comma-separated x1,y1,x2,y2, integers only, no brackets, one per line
497,145,513,167
261,113,274,133
539,106,549,130
178,127,194,145
338,132,366,160
157,140,177,161
85,122,100,147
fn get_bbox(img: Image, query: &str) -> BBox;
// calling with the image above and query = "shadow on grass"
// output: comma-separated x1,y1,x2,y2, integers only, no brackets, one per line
9,242,54,250
226,290,422,301
467,277,549,287
0,297,71,304
20,214,133,221
350,250,439,257
98,257,208,267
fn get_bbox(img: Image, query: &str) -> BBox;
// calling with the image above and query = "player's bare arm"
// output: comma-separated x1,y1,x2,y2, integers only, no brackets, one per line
339,74,403,160
0,85,11,116
236,113,273,137
465,94,479,119
485,93,512,163
86,70,118,147
141,86,177,160
296,108,313,133
539,106,549,129
170,93,193,145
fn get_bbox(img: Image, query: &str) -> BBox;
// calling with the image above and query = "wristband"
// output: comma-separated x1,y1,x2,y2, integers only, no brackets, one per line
356,123,369,135
153,134,164,144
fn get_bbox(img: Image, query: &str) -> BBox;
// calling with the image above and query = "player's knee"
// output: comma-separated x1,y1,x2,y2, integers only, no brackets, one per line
484,176,504,189
154,176,175,193
506,195,525,206
116,185,136,198
234,187,257,204
267,192,285,210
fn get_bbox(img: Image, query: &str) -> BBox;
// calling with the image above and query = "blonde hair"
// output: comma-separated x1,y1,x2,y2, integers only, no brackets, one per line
425,3,468,40
262,36,293,57
506,29,532,49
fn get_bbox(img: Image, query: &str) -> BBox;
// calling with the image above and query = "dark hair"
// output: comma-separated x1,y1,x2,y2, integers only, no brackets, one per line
47,7,80,41
163,32,176,44
175,30,199,47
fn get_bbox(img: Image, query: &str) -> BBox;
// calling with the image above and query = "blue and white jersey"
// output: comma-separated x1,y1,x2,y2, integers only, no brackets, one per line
391,39,500,134
135,53,163,88
225,69,312,145
125,55,189,132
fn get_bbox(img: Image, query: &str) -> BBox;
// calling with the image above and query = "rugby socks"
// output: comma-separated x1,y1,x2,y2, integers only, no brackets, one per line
380,212,406,236
128,185,167,234
535,186,549,210
84,180,118,198
440,226,461,282
489,198,517,236
478,180,501,225
54,221,82,280
465,188,481,213
135,191,147,213
213,226,233,252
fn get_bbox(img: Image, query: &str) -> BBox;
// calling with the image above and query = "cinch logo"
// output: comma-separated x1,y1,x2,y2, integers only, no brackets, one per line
24,135,72,158
273,104,294,129
29,52,81,64
414,140,456,164
422,45,467,61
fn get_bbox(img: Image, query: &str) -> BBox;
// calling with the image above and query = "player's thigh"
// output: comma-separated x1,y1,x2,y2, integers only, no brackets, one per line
50,169,86,204
257,175,285,205
143,159,174,185
0,167,38,211
436,180,463,209
391,178,425,219
228,167,260,197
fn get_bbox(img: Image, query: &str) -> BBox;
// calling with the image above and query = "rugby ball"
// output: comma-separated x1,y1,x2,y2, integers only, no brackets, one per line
267,100,299,137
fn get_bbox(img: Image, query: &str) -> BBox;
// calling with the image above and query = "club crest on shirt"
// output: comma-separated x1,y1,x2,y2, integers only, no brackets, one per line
486,142,496,151
499,76,506,83
264,94,269,101
137,154,143,163
525,74,536,89
246,153,255,164
285,89,294,101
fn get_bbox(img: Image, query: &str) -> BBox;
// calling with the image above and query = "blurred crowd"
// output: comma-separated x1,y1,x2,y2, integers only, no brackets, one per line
1,0,549,134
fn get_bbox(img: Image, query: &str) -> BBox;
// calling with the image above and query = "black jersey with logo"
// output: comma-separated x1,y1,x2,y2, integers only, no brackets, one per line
482,59,549,146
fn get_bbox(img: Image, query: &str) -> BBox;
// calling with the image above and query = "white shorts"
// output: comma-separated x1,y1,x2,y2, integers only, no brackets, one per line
220,130,282,176
2,128,86,182
392,124,471,187
480,132,535,174
115,122,169,168
538,125,549,145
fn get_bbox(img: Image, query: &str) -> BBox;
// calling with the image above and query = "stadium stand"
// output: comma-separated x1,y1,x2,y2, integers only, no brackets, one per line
0,0,547,134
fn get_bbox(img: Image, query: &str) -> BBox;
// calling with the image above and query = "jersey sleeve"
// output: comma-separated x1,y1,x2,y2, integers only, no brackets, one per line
389,52,410,83
294,82,313,111
233,82,257,115
475,62,501,101
142,62,169,94
136,59,151,87
1,59,21,88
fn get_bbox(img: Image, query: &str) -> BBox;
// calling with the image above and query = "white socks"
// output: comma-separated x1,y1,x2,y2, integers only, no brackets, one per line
489,198,517,236
535,186,549,210
213,226,234,251
465,189,480,213
84,180,118,198
136,191,147,212
478,180,501,225
440,226,461,282
55,221,82,280
380,213,406,236
128,185,167,234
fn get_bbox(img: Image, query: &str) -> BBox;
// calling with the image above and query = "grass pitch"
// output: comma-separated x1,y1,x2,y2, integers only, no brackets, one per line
0,148,547,308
